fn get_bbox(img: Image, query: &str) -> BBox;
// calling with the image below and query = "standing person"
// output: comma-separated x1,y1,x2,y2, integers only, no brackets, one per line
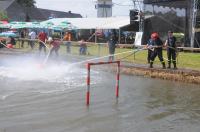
28,30,36,50
49,36,60,57
9,36,16,46
63,31,72,53
6,36,15,48
149,32,166,69
146,35,154,63
165,31,177,69
107,29,118,61
38,31,47,55
79,38,87,55
20,30,25,48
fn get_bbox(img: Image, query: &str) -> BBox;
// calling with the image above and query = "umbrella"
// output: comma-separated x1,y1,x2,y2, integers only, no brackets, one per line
26,22,43,29
0,23,10,28
0,21,10,28
0,32,17,37
10,21,27,29
61,21,70,25
40,21,55,29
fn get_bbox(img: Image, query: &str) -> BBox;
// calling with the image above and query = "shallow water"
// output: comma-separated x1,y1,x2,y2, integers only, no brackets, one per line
0,55,200,132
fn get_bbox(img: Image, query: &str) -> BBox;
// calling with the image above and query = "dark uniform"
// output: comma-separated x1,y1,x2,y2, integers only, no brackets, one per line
166,35,177,69
150,37,166,69
147,39,153,63
107,30,118,61
20,31,25,48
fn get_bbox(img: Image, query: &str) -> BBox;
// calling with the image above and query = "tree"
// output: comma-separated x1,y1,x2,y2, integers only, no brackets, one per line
0,11,8,21
17,0,36,7
17,0,37,21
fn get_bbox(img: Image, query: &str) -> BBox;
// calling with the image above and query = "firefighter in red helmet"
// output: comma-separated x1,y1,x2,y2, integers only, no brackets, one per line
149,32,166,69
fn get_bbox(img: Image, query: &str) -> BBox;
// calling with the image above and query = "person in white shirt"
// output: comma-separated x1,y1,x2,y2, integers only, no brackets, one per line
28,30,36,49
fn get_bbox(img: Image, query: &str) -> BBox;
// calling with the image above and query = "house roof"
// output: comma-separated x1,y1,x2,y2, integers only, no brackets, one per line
0,0,15,11
0,0,82,21
24,7,46,21
38,8,82,19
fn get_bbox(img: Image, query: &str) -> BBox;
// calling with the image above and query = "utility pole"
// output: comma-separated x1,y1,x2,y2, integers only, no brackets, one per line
131,0,144,32
191,0,198,47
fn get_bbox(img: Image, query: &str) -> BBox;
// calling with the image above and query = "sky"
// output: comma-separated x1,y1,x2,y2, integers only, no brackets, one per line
35,0,135,17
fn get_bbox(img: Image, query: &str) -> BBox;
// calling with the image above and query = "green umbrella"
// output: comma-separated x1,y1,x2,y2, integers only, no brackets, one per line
0,23,10,28
61,21,70,25
41,21,54,29
9,21,18,25
27,22,43,29
10,21,27,29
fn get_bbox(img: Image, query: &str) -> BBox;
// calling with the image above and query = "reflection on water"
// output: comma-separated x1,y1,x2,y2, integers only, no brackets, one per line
145,80,200,122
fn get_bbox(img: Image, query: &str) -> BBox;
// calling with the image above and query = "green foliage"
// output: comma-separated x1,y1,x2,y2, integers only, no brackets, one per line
173,33,184,43
51,33,61,39
0,11,8,21
17,0,36,7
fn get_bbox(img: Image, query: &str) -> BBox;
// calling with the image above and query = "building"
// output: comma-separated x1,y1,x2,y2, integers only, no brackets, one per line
0,0,82,22
143,0,200,48
95,0,113,17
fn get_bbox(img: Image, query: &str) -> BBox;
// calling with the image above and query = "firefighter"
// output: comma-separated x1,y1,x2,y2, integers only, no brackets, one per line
146,35,154,63
149,32,166,69
165,31,177,69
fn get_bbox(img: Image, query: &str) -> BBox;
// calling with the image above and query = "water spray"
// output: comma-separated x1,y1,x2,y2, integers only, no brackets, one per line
68,50,136,67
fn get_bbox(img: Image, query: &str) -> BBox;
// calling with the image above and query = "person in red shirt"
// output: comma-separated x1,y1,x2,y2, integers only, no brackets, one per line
49,37,61,57
38,31,47,54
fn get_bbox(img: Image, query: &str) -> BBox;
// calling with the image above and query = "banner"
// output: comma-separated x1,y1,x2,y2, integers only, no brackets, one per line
134,32,143,46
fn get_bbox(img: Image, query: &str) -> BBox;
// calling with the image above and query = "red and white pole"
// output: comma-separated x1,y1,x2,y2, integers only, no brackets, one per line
86,63,90,106
116,61,120,98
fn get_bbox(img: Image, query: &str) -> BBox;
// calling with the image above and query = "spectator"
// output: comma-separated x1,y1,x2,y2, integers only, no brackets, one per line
79,39,87,55
20,30,25,48
107,29,118,61
63,31,72,53
28,30,36,50
38,31,48,55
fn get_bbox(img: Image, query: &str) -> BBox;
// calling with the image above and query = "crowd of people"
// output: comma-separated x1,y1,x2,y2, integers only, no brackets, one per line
0,30,89,57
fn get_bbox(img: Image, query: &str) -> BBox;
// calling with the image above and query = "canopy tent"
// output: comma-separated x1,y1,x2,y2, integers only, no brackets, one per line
40,17,130,29
1,17,131,30
0,21,10,28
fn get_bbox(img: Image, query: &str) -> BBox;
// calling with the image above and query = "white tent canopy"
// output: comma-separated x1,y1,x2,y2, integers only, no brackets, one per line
41,17,130,29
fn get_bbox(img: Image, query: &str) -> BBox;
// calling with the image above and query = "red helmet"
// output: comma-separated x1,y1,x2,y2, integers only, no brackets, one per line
151,32,159,39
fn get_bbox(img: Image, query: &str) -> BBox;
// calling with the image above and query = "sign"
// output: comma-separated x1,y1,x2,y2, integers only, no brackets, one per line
134,32,143,46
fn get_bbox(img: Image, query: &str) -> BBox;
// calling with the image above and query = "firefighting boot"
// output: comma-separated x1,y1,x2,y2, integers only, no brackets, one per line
162,62,166,69
167,62,171,69
173,62,177,70
150,62,153,68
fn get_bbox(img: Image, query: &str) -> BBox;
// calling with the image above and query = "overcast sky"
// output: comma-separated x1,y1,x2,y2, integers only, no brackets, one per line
35,0,135,17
